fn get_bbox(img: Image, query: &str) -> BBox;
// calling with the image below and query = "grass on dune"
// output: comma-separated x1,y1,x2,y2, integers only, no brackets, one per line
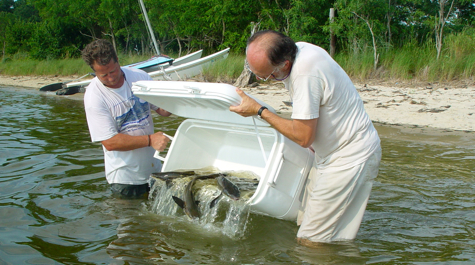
1,30,474,83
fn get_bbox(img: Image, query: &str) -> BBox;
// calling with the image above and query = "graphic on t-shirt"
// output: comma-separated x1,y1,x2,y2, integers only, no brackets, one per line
115,95,151,134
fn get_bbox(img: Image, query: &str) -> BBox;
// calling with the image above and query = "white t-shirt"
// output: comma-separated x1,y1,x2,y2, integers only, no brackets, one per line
283,42,380,171
84,67,162,184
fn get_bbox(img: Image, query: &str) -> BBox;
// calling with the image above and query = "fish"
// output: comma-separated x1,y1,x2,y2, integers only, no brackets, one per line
218,175,240,200
150,170,196,188
171,173,224,219
151,170,196,181
210,175,241,208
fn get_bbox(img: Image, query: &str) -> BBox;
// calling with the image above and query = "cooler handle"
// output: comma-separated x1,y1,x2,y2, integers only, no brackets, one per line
268,156,284,187
153,133,174,162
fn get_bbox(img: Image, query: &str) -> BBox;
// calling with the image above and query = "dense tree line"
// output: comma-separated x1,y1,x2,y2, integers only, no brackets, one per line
1,0,474,62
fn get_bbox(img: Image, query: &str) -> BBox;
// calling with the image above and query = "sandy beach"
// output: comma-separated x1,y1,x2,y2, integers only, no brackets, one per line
1,74,474,132
243,80,475,132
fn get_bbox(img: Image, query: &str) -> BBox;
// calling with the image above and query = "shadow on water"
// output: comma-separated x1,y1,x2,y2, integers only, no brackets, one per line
0,86,474,264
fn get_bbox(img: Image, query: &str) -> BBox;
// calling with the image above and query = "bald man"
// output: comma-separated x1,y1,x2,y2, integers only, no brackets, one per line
230,30,381,246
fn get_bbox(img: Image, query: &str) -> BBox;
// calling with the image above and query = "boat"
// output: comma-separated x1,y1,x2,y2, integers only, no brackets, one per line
148,48,230,81
123,49,203,73
57,0,230,92
63,48,228,88
123,55,173,72
40,0,208,94
124,0,174,72
61,47,229,93
64,49,205,88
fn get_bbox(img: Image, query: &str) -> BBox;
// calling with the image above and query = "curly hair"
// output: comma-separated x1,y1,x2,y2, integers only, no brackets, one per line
81,39,118,70
247,30,297,67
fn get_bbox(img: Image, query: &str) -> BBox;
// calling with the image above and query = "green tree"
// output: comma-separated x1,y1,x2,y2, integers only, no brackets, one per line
1,0,40,57
29,0,90,59
0,0,14,12
0,11,13,60
287,0,332,46
1,0,474,63
334,0,388,69
395,0,474,59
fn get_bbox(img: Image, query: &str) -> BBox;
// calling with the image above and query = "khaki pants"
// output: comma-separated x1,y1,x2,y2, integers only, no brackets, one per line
297,148,382,242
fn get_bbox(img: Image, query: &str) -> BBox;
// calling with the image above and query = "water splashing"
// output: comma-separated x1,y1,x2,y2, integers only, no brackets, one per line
147,169,259,239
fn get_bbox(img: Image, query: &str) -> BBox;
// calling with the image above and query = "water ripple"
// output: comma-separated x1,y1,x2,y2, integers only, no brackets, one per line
1,87,474,264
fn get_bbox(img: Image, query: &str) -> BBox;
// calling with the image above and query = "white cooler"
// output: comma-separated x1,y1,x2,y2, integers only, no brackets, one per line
132,81,315,221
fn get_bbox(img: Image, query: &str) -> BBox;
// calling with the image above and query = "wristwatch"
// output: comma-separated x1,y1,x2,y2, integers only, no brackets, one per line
257,106,268,118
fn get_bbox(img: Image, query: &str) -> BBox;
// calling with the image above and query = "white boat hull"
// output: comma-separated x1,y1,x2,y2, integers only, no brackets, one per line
139,49,203,72
65,49,209,88
163,50,203,67
148,48,230,81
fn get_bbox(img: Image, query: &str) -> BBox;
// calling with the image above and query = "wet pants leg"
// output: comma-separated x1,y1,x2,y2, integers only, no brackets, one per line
110,183,150,199
297,148,381,242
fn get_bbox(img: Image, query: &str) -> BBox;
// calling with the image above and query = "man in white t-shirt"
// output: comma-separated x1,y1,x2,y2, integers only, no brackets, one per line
81,39,171,198
230,30,381,245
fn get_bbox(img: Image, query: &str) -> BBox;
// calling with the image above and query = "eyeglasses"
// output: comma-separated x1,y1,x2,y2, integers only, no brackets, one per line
245,61,277,82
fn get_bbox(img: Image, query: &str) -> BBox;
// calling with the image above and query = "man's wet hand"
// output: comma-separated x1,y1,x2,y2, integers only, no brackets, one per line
229,88,261,117
150,132,170,151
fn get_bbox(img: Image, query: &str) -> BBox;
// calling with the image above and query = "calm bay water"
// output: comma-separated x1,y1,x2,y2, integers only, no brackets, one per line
0,86,474,264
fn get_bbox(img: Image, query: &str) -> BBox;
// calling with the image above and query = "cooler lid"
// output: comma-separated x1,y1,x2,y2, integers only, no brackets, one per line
131,81,275,126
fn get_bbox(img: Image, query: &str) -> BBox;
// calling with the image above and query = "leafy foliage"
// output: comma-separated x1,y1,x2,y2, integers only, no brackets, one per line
0,0,473,68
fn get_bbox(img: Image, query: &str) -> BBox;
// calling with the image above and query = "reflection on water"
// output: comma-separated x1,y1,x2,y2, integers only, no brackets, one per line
359,125,475,263
0,86,474,264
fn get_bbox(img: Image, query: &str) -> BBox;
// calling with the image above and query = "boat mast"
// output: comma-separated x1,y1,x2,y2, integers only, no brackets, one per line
138,0,160,55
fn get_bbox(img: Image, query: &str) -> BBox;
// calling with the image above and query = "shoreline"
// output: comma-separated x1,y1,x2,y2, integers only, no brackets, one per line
242,80,475,133
1,74,474,133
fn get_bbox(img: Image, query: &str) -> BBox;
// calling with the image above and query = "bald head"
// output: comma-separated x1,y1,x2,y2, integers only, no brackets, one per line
247,30,297,67
247,31,279,53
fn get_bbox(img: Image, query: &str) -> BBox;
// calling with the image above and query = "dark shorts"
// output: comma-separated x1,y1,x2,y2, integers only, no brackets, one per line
110,183,150,199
